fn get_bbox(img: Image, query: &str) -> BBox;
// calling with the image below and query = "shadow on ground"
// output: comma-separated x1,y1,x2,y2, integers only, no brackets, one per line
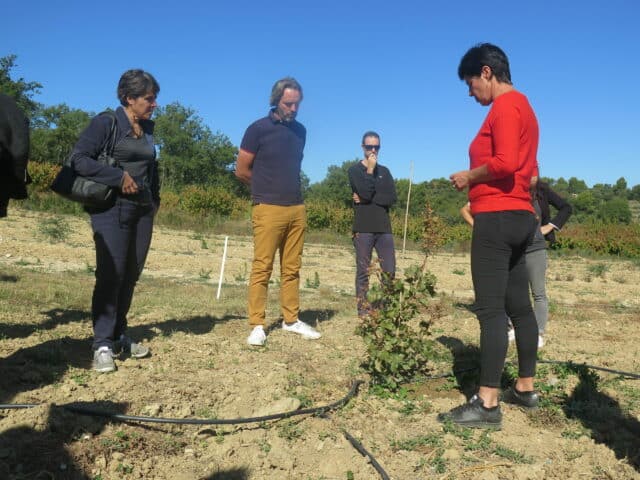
262,309,337,336
563,366,640,471
437,336,481,399
204,468,250,480
0,313,243,404
0,401,126,479
0,308,89,339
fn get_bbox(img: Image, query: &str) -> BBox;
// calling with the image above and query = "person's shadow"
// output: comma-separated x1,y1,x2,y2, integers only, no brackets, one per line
0,310,247,478
203,469,250,480
562,365,640,471
264,308,337,335
437,336,481,399
0,312,243,405
0,307,87,339
0,401,124,479
0,401,252,479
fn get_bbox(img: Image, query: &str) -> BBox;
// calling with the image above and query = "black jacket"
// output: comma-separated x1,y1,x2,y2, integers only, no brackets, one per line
0,93,30,205
535,182,572,244
69,106,159,204
348,161,396,233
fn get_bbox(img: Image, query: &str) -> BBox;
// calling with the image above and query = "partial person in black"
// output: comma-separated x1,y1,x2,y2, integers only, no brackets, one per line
0,93,30,218
348,131,397,317
69,69,160,372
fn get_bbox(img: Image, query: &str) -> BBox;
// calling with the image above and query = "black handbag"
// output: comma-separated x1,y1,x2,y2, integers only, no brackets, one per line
50,111,119,209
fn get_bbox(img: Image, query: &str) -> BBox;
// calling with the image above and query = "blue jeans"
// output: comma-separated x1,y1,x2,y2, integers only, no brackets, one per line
90,199,155,350
471,211,538,387
352,232,395,317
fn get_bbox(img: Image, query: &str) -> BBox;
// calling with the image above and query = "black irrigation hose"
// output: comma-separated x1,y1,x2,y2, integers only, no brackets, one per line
0,380,391,480
318,412,391,480
0,380,364,424
2,360,638,480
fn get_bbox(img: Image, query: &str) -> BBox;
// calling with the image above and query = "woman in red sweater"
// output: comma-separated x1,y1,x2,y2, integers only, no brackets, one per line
441,43,540,429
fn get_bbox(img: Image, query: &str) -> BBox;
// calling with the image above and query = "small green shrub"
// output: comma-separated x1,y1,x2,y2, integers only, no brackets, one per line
587,262,609,278
38,217,71,243
357,264,437,390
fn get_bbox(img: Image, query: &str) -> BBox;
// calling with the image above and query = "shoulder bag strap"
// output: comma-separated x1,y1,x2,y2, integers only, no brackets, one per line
97,111,119,165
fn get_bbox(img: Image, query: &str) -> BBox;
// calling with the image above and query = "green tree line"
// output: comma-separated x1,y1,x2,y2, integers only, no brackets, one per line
2,53,639,234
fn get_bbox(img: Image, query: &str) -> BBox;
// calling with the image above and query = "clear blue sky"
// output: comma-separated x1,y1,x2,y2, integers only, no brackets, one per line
3,0,639,187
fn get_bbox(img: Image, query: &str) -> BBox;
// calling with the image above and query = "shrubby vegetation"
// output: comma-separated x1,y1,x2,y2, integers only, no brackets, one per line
3,53,639,257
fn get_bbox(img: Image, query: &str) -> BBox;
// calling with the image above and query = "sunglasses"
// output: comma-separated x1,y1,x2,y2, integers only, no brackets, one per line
363,145,380,151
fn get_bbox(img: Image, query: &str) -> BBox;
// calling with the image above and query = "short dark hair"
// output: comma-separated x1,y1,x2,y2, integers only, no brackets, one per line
117,69,160,106
269,77,303,107
361,131,380,145
457,43,512,84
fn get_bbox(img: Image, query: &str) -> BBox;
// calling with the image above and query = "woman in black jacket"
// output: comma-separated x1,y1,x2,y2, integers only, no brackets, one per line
524,174,572,347
70,69,160,372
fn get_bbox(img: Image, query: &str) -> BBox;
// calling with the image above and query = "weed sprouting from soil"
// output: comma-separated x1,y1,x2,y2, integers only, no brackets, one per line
38,216,71,243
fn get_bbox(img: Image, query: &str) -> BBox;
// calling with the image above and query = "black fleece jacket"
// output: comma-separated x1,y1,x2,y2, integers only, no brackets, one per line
348,161,396,233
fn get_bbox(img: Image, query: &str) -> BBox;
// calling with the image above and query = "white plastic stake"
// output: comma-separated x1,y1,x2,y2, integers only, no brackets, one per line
216,236,229,300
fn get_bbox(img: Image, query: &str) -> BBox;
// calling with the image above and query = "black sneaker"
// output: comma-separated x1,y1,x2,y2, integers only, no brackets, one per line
501,386,539,409
437,394,502,429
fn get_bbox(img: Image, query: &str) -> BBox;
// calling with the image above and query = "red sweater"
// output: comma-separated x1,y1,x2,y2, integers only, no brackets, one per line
468,90,539,215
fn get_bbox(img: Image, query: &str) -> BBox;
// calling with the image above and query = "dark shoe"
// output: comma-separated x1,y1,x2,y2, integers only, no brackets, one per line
437,394,502,429
502,386,539,409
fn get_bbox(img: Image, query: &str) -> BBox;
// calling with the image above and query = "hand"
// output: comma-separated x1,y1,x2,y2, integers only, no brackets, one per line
353,192,361,204
540,224,554,235
450,170,471,191
120,171,139,195
366,152,377,172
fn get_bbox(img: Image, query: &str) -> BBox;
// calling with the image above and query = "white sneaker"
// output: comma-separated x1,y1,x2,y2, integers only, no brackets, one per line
93,347,116,373
538,335,545,349
507,327,515,343
247,326,266,346
282,319,321,340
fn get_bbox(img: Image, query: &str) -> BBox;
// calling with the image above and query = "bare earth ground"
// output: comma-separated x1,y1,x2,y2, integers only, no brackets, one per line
1,209,640,480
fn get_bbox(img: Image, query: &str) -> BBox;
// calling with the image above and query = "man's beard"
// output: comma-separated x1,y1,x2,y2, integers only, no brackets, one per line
276,107,296,123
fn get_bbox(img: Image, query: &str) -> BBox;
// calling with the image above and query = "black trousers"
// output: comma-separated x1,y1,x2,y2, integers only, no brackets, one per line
90,199,154,350
471,210,538,387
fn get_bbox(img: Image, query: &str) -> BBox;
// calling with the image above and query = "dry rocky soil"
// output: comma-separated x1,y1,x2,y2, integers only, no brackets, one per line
1,209,640,480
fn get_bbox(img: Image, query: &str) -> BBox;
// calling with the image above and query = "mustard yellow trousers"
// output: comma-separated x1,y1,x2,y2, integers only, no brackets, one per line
248,204,306,326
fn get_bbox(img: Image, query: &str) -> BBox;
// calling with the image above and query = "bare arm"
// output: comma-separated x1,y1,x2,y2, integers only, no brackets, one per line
460,202,474,226
450,164,492,191
235,148,255,185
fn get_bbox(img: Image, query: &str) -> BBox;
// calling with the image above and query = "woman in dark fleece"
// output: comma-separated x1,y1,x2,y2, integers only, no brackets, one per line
70,69,160,372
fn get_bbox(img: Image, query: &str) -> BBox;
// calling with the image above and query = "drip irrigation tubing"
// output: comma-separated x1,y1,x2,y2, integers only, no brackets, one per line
0,380,363,424
0,379,392,479
320,414,390,480
1,359,638,480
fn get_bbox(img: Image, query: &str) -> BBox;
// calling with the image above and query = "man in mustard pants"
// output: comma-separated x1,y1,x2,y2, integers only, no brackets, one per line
235,77,321,346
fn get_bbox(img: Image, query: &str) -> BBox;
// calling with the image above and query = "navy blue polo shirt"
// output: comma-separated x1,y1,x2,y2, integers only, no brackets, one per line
240,112,306,206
